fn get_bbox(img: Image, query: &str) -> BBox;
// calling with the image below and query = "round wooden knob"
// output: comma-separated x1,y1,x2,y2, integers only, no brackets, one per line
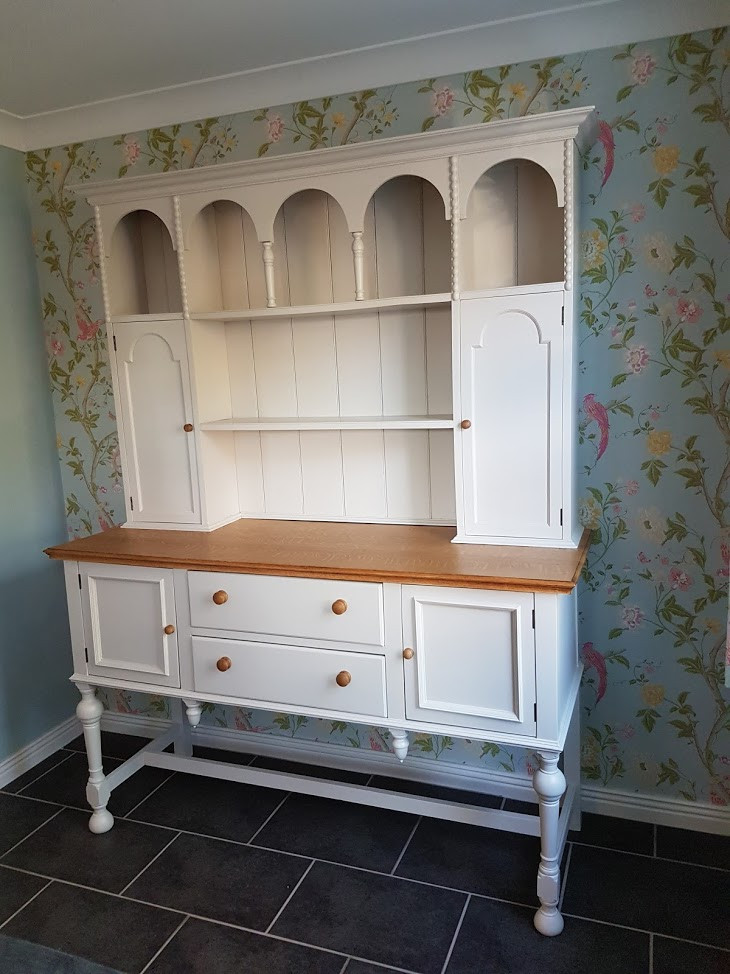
163,624,175,635
331,599,348,615
335,670,351,687
216,656,232,672
460,419,472,429
403,648,414,660
183,423,194,432
212,590,228,605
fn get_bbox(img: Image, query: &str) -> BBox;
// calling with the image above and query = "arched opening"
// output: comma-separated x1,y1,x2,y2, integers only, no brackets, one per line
462,159,563,290
186,200,260,313
109,210,181,315
367,175,450,299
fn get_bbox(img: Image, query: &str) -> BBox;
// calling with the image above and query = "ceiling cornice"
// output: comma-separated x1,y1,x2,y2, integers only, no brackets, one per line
4,0,728,152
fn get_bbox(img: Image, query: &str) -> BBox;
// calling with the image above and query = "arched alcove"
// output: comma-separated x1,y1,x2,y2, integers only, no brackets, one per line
186,200,260,312
109,210,181,316
367,175,450,298
462,159,563,291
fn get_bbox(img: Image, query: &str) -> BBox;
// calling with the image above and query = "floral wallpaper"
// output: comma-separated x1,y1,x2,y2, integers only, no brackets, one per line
26,28,729,807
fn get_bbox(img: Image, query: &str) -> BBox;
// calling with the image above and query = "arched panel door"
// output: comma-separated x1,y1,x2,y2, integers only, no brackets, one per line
458,291,564,542
113,320,200,524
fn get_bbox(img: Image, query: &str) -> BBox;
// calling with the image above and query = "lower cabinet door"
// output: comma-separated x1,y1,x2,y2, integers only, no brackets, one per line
80,564,180,687
402,586,536,735
192,636,387,718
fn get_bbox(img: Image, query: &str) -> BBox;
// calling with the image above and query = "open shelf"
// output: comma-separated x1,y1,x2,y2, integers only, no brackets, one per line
192,293,451,321
200,415,454,432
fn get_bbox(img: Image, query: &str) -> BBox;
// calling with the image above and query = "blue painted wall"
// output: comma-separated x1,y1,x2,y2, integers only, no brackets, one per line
0,145,75,762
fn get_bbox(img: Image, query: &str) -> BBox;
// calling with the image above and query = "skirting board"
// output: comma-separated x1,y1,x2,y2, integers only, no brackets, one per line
100,711,730,836
0,715,80,790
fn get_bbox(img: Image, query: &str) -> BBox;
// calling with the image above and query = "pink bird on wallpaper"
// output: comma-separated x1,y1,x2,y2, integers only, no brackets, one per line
582,642,608,704
597,120,615,188
583,393,610,460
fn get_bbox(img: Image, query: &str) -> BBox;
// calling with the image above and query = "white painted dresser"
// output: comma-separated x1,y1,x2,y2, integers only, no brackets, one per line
46,105,596,937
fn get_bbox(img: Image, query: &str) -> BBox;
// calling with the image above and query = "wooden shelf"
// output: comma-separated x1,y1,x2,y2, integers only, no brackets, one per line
190,293,452,321
200,415,454,432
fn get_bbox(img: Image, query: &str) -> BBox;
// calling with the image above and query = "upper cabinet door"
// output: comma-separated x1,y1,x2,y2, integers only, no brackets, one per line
113,319,200,524
80,563,180,687
458,290,564,543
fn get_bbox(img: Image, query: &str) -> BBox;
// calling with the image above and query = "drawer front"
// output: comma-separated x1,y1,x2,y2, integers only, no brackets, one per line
192,636,387,718
188,572,384,647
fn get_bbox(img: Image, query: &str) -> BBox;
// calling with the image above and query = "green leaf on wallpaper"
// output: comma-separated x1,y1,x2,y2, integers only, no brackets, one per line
638,709,659,732
611,373,630,387
616,85,634,102
421,116,436,131
257,143,270,157
481,742,500,758
608,627,623,640
666,75,678,85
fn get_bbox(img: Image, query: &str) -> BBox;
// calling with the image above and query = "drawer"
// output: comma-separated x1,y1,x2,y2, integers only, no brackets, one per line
188,572,384,646
192,636,387,718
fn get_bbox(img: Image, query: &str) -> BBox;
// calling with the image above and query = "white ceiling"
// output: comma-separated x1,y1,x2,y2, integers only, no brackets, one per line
0,0,726,150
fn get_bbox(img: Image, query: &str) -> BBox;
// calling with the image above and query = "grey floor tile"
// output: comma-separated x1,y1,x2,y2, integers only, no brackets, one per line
445,897,649,973
272,860,467,974
2,807,174,893
3,880,180,973
0,934,121,974
147,916,346,974
568,812,654,855
369,775,502,809
126,831,310,930
655,825,730,870
191,745,256,765
1,750,76,795
0,792,59,856
254,792,416,871
0,864,48,924
130,770,287,841
653,935,730,973
66,731,153,761
562,844,730,948
251,754,371,784
346,963,403,973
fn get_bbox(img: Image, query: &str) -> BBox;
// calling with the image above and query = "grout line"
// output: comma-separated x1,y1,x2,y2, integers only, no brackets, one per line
558,842,573,911
390,816,421,875
652,824,657,858
339,959,351,974
364,774,374,787
0,878,53,931
0,807,64,860
11,751,77,795
439,893,471,974
245,792,291,846
561,911,730,951
569,838,730,873
139,914,189,974
123,773,176,819
648,933,653,974
499,797,506,810
265,859,315,933
119,832,182,895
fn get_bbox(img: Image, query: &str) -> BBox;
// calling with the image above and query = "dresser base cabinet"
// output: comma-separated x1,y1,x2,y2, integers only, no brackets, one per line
50,528,587,939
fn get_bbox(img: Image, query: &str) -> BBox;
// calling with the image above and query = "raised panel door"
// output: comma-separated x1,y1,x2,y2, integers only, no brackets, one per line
402,586,536,735
458,290,564,542
80,564,180,687
113,319,200,524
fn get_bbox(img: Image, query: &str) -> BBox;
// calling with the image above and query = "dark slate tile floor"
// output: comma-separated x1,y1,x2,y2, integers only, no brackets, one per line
0,731,728,974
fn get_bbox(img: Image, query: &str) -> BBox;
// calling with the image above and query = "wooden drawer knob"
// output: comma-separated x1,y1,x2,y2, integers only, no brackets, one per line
163,624,175,635
212,590,228,605
216,656,232,672
183,423,194,433
335,670,351,687
403,647,414,660
331,599,348,615
460,419,472,429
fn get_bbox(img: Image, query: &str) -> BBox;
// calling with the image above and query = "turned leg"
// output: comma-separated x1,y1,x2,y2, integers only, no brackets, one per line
182,698,202,728
75,683,114,834
533,750,566,936
389,728,409,762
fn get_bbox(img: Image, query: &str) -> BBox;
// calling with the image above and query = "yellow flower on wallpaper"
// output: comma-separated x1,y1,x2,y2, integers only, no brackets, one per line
581,229,607,271
508,82,527,99
641,684,665,707
179,137,193,154
647,431,671,455
51,160,62,172
331,112,347,128
652,145,680,174
714,350,730,369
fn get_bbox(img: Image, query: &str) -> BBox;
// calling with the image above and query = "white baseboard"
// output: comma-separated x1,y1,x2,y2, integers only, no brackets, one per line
100,711,730,835
0,715,80,790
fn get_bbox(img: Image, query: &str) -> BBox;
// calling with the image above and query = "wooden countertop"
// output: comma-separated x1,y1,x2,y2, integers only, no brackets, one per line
45,520,590,593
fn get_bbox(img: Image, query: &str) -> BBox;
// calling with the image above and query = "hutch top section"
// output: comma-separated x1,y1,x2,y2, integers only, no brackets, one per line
45,519,591,593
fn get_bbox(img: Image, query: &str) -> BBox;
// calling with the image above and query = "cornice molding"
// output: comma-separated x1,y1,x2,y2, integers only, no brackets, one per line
2,0,727,152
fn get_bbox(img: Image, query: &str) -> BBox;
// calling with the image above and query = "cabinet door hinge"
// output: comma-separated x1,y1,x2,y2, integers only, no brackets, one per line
112,334,117,351
77,573,82,589
129,496,134,511
531,608,536,629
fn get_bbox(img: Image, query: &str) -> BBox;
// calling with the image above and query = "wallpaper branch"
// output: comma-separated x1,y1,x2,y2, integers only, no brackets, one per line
26,28,729,808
